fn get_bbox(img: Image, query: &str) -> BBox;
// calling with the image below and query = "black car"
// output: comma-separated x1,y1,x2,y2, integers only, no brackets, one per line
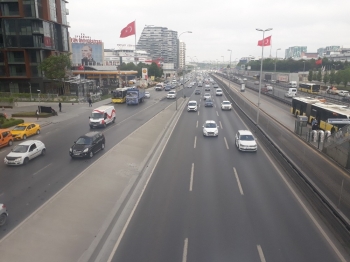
165,85,172,91
70,131,105,158
205,99,214,107
195,89,201,95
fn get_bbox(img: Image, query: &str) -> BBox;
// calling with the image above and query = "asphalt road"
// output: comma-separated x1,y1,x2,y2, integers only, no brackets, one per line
0,87,178,238
111,80,348,262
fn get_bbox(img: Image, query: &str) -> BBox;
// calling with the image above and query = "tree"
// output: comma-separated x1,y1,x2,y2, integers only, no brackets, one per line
148,62,162,78
312,71,317,81
329,70,336,85
316,69,322,82
323,71,329,84
342,68,350,88
39,53,71,95
308,70,313,82
335,71,342,85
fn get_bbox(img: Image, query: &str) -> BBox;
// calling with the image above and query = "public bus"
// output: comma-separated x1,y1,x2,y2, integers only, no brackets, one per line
291,97,350,131
298,82,321,94
112,87,129,103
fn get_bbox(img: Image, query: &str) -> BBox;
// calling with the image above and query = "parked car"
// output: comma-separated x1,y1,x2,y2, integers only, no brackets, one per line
11,123,41,140
0,129,14,148
4,140,46,165
70,132,105,159
0,204,8,226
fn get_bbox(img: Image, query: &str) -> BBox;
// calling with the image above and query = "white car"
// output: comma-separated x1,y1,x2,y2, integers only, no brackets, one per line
338,90,349,97
203,93,211,100
216,89,223,96
187,100,198,112
202,120,219,137
0,204,8,226
167,90,176,99
145,91,150,98
221,101,232,110
265,85,273,91
4,140,46,165
235,130,257,151
285,91,296,98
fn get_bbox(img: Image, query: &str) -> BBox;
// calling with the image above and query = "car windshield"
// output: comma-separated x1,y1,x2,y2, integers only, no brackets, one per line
12,145,29,153
91,112,103,119
169,91,175,94
189,102,196,106
205,123,217,128
13,126,26,131
76,137,92,145
223,102,230,105
127,91,138,97
240,135,255,141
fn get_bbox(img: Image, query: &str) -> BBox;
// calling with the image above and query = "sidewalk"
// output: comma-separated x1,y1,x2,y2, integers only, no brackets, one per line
0,97,185,262
2,99,112,128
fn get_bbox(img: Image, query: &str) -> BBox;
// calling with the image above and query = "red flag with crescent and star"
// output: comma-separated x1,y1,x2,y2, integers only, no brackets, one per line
257,35,272,46
120,21,136,38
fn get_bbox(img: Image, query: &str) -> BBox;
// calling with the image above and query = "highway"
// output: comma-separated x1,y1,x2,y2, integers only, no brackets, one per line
110,79,348,262
0,75,349,262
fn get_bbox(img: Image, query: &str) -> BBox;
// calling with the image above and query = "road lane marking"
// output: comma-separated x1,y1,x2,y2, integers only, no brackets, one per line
194,136,197,149
196,120,198,128
257,245,266,262
259,144,347,262
233,167,244,195
216,111,219,116
224,137,229,150
190,163,194,191
219,121,223,129
32,163,52,176
182,238,188,262
198,111,200,116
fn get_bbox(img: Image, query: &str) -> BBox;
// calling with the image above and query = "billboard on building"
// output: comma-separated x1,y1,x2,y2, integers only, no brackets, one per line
71,37,104,66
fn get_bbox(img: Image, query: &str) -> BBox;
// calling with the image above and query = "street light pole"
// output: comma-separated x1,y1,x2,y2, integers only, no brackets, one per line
29,82,32,101
274,48,281,73
37,90,41,112
177,31,192,110
228,49,232,87
256,28,273,126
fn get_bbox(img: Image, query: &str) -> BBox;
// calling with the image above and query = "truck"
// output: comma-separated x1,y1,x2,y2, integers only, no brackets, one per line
155,83,164,91
126,87,145,105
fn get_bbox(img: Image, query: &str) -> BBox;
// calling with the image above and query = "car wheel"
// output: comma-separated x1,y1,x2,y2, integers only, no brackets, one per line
0,213,7,226
41,148,46,156
8,140,13,146
23,157,29,165
23,135,27,140
112,117,116,123
89,151,94,158
101,143,105,150
36,129,40,135
103,123,107,128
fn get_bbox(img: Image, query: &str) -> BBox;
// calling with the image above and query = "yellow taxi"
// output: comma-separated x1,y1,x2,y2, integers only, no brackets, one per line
11,123,41,140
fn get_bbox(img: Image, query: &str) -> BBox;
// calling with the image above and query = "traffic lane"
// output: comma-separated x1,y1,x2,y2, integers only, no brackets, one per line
0,99,173,237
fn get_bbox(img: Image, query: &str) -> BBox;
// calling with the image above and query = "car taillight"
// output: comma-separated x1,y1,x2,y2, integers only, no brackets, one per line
2,204,6,209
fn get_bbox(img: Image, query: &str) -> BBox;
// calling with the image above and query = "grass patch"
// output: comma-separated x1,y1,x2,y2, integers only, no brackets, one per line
11,112,52,118
0,118,24,128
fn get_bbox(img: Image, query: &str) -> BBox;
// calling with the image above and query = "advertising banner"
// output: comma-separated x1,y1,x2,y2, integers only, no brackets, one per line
71,42,104,66
142,68,148,80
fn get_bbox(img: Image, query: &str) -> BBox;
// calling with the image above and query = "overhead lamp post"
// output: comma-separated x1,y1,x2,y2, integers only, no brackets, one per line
177,31,192,110
256,27,273,126
228,49,232,86
274,48,281,73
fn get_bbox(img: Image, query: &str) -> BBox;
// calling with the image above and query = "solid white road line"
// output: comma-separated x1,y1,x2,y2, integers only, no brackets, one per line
182,238,188,262
257,245,266,262
224,137,229,150
190,163,194,191
219,121,223,129
194,136,197,149
33,163,52,176
233,167,244,195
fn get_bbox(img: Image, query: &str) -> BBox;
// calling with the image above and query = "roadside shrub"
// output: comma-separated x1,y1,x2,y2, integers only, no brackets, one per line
0,118,24,128
11,111,52,118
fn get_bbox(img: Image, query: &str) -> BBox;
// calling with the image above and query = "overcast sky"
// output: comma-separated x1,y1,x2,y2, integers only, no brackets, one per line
68,0,349,64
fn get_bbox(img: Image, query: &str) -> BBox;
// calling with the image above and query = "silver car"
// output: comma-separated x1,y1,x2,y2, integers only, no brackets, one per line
0,203,8,226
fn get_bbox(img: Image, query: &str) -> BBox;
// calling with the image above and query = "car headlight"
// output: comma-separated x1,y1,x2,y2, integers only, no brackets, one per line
83,148,89,153
69,148,72,152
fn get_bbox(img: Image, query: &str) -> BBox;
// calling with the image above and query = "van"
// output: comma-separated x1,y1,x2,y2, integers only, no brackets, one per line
288,81,297,88
89,105,116,128
285,88,297,98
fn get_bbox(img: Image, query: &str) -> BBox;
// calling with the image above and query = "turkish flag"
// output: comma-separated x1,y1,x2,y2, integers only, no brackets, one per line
315,59,322,65
120,21,136,38
257,35,272,46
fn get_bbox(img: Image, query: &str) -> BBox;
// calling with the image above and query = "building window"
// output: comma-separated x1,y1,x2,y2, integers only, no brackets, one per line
9,65,26,77
0,2,20,16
